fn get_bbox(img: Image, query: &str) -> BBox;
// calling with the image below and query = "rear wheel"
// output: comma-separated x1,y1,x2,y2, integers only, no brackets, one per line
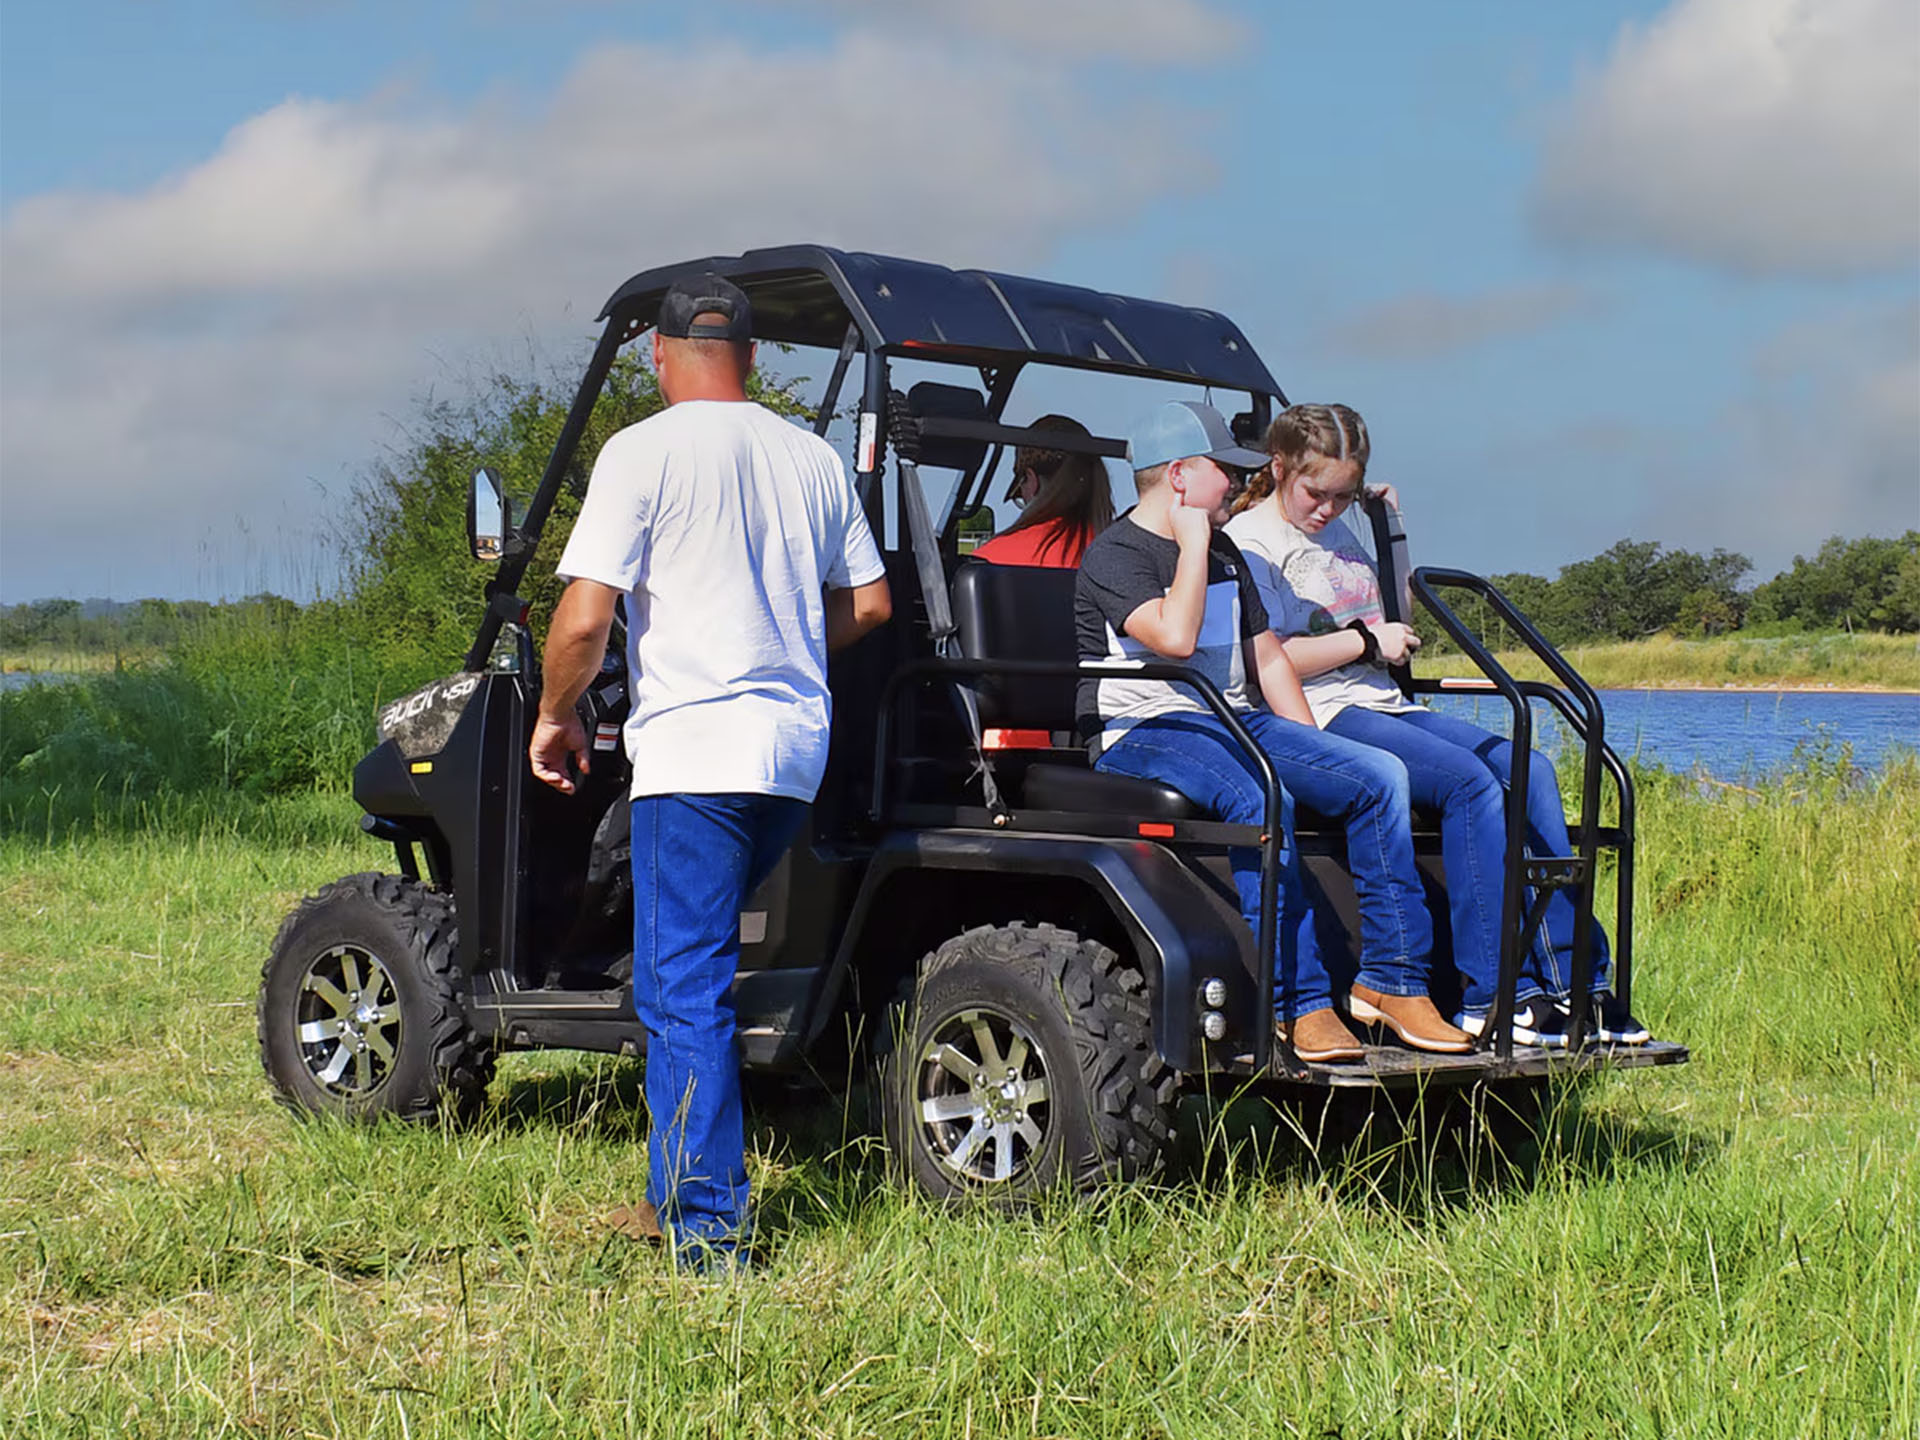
258,872,491,1123
879,923,1175,1201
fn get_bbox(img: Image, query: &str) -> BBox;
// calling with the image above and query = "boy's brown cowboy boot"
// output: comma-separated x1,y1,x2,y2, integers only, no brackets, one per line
1275,1007,1365,1063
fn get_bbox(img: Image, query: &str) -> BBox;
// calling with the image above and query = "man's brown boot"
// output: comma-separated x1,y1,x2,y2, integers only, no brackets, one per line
1276,1007,1365,1063
1348,984,1472,1054
605,1199,664,1244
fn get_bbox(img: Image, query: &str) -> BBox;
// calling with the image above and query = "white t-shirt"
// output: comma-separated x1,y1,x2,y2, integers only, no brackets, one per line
1224,502,1417,727
556,400,886,801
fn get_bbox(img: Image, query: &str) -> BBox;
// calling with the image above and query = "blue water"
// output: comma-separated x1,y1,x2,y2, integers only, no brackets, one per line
1,670,74,692
1428,688,1918,781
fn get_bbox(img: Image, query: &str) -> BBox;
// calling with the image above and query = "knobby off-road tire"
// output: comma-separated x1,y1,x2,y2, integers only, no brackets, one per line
878,923,1176,1202
258,872,492,1124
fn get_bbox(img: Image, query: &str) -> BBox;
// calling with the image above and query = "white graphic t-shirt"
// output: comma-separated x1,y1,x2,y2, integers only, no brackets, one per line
1225,503,1418,727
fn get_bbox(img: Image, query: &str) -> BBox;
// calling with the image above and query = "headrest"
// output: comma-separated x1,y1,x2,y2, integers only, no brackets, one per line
904,382,989,471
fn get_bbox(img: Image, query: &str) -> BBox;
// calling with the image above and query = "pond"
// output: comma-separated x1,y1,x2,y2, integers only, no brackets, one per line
1,670,78,692
1428,687,1918,781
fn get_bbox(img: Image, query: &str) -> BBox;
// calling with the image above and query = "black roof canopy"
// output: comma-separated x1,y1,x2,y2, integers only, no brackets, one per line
598,245,1281,395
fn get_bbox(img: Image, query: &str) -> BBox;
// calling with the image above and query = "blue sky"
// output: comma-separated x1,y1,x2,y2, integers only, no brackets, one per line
1,0,1915,602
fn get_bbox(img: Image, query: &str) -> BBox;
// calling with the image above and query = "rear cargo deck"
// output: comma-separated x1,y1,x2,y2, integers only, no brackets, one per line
1269,1038,1689,1087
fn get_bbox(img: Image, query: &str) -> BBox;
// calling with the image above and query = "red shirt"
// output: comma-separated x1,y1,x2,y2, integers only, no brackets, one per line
970,518,1090,568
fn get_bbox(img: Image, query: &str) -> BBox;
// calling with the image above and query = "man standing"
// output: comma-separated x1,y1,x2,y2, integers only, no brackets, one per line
530,275,891,1267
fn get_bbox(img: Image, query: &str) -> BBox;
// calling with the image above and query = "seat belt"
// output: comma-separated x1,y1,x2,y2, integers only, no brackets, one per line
890,397,1007,815
1366,496,1415,700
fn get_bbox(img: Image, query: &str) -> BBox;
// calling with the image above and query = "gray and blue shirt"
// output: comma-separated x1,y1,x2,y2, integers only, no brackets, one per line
1074,511,1269,756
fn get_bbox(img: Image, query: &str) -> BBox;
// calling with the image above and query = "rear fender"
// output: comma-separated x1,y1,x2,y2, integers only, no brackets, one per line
814,830,1254,1071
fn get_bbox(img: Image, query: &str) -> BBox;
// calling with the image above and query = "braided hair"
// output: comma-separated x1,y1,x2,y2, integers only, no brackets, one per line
1232,403,1371,514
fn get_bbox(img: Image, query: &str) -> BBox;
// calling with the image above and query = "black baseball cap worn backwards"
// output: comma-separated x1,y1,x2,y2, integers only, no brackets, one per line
657,274,755,341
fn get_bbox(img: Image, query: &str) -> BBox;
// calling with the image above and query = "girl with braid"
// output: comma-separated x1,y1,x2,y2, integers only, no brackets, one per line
1225,404,1648,1046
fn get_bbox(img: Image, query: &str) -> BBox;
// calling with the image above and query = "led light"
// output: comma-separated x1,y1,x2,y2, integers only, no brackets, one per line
1201,977,1228,1009
1201,1011,1228,1042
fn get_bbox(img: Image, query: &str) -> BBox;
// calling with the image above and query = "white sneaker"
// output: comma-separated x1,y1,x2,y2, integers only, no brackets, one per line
1454,998,1571,1050
1590,991,1651,1045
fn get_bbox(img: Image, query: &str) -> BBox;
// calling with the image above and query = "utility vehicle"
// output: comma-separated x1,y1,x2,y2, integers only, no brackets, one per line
258,245,1686,1197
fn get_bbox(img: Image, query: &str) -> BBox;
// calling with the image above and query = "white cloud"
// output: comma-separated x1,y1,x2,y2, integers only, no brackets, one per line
1704,301,1920,560
0,32,1206,600
1533,0,1920,276
754,0,1248,63
1318,284,1593,361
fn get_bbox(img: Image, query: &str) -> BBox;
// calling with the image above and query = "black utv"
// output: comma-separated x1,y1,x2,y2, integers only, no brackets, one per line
258,245,1685,1199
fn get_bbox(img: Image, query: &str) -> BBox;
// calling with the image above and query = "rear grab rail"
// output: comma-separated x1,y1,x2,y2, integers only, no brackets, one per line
1408,567,1630,1054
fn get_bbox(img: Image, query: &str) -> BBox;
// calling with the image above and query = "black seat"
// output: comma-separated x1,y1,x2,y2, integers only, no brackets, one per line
950,561,1196,819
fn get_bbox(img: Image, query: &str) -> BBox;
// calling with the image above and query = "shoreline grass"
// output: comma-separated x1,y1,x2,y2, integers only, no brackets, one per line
3,772,1915,1437
1418,631,1920,693
1,647,159,676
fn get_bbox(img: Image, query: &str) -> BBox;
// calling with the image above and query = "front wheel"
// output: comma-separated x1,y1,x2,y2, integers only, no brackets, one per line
258,872,492,1123
878,923,1175,1202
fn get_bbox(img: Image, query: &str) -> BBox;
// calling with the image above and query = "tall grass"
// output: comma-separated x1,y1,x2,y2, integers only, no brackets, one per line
0,605,443,834
1625,753,1920,1082
1420,631,1920,691
2,765,1915,1437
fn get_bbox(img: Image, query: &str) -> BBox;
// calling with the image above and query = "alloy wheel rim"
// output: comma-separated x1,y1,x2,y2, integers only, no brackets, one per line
294,944,402,1097
915,1007,1051,1184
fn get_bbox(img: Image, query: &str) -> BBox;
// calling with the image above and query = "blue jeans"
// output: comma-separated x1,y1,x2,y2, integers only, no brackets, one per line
631,792,807,1259
1096,711,1432,1018
1323,705,1612,1013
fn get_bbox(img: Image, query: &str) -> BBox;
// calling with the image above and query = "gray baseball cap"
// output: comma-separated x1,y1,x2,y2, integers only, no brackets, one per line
1127,400,1269,472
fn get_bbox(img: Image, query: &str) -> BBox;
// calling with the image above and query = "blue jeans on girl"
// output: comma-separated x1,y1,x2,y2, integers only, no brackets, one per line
630,792,808,1262
1321,705,1612,1016
1095,710,1432,1018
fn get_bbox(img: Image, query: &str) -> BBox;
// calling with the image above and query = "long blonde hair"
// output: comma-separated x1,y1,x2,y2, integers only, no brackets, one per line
1232,403,1371,514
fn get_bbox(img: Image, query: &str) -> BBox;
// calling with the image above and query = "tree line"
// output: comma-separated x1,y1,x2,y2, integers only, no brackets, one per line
9,527,1917,661
1429,531,1919,652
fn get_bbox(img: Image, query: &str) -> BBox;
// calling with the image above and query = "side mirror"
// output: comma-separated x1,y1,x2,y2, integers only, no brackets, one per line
468,467,509,562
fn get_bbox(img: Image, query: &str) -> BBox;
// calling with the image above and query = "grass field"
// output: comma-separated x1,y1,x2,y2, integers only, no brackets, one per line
3,767,1916,1438
1417,631,1920,692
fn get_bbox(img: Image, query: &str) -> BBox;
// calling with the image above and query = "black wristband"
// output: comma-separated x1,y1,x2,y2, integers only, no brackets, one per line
1345,618,1380,665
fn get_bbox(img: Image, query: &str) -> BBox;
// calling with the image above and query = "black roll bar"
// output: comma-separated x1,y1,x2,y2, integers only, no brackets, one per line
463,321,628,672
872,655,1287,1072
1421,675,1638,1023
1409,568,1614,1053
811,323,863,438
